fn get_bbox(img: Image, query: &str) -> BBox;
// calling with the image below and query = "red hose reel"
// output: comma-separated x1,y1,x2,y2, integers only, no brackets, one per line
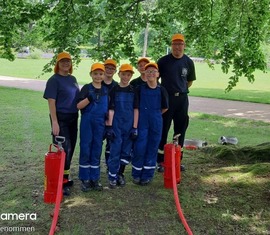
164,134,181,188
44,136,66,204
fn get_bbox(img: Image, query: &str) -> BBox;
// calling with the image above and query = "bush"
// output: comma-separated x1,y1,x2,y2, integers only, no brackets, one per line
27,48,42,59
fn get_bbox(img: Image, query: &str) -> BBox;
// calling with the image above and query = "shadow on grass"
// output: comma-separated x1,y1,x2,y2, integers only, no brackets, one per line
182,148,270,235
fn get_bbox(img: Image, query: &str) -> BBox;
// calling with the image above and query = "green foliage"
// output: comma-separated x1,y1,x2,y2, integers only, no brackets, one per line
94,0,146,65
27,48,42,59
0,0,269,89
151,0,270,91
0,0,47,60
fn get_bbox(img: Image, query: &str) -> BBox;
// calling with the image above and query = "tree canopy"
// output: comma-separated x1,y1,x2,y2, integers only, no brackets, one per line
0,0,269,90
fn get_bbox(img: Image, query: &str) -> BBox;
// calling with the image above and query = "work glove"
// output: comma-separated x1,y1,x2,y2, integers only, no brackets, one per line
129,127,138,140
105,126,116,141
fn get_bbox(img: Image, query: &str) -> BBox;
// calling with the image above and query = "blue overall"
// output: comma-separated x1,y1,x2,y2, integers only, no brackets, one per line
79,84,108,181
132,85,163,181
108,91,134,181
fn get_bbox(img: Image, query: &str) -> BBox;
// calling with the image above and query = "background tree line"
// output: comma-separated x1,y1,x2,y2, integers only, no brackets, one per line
0,0,269,90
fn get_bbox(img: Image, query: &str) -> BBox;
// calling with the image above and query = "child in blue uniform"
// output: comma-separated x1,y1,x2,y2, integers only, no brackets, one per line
132,62,169,185
77,63,109,192
102,59,118,169
130,57,150,88
106,64,139,189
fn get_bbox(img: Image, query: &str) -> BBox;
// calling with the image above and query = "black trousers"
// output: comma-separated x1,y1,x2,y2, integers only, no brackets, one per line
50,112,78,179
157,94,189,163
104,138,111,165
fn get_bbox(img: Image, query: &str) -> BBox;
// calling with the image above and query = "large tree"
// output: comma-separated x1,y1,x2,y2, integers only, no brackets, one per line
0,0,269,90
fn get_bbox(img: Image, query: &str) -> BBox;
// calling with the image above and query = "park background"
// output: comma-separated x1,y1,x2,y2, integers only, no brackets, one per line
0,57,269,234
0,0,270,234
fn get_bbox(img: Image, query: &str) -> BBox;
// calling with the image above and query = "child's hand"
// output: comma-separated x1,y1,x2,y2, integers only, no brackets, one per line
130,128,138,140
105,126,116,141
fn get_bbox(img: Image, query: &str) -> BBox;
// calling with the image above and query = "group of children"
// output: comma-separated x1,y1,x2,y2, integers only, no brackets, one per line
76,58,169,192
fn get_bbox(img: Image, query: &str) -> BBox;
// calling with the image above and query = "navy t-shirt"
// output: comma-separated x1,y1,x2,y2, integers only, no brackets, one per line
102,79,118,92
130,76,146,88
43,73,80,113
157,54,196,95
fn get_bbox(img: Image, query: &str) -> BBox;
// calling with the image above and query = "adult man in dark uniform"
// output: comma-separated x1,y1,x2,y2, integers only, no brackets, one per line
157,33,196,172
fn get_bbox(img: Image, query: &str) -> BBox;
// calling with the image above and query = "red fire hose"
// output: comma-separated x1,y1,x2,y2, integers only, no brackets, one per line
171,144,193,235
48,142,66,235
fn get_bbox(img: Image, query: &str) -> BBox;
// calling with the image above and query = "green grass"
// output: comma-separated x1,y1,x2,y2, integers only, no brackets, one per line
1,58,269,103
0,87,269,234
185,113,270,146
190,63,270,104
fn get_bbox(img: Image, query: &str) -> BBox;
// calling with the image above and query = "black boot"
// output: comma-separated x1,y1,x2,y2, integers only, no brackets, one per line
157,163,164,173
63,173,74,187
81,180,92,192
91,180,103,191
157,151,164,173
63,174,73,196
117,165,126,186
180,151,185,171
118,164,126,175
63,185,71,196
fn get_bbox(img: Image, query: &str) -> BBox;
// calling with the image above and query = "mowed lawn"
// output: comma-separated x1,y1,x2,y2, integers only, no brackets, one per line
0,58,269,103
0,87,269,235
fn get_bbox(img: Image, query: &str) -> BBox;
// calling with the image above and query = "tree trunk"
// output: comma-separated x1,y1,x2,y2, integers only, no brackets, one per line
97,30,101,47
142,23,149,57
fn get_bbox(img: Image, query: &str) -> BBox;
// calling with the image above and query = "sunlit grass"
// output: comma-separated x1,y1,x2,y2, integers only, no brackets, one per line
1,58,270,103
202,164,270,185
64,197,95,208
186,113,270,146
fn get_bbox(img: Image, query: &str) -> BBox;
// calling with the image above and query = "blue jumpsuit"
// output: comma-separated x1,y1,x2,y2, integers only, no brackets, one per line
108,85,136,181
132,84,168,182
79,84,108,181
102,80,118,166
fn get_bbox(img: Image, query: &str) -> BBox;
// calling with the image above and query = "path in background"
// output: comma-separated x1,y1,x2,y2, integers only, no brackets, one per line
1,75,270,123
0,75,47,91
189,97,270,123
